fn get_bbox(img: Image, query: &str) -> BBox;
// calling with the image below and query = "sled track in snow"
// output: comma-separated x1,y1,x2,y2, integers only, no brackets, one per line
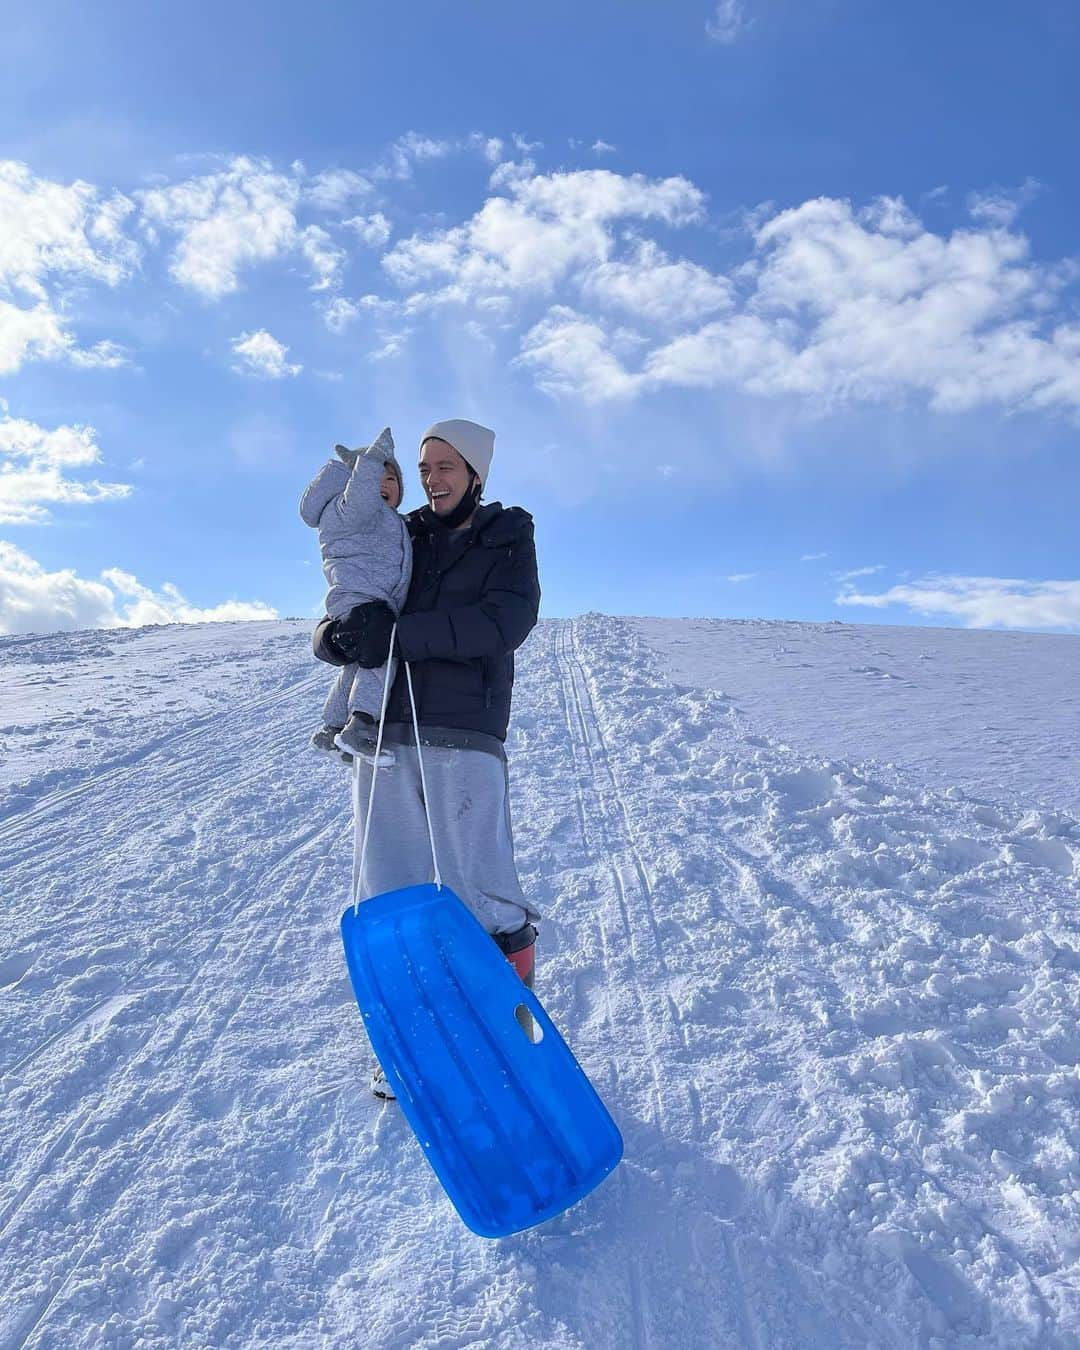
1,803,348,1084
554,622,696,1131
1,808,346,1223
551,622,654,1350
8,814,351,1350
553,619,737,1348
0,812,348,1312
0,669,326,861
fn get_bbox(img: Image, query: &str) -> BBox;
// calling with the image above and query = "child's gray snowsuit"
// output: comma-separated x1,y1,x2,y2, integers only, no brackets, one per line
299,433,412,726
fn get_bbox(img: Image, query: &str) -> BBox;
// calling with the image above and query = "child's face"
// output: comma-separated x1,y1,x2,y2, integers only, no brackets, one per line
380,465,402,509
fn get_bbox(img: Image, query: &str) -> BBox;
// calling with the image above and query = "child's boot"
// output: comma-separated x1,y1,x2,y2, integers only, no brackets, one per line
335,712,395,766
310,724,352,764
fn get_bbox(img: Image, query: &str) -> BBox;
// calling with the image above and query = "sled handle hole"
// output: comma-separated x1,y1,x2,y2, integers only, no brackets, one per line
514,1003,543,1044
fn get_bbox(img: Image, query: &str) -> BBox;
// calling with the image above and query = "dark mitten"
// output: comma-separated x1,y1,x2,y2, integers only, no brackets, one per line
312,615,348,666
333,600,396,668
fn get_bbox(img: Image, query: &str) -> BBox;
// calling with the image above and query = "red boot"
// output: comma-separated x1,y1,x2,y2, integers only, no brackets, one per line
492,923,537,989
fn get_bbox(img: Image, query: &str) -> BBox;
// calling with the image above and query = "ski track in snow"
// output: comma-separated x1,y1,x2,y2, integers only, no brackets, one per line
1,616,1078,1347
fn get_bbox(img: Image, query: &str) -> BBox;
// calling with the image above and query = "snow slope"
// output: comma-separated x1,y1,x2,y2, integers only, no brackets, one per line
1,616,1078,1348
635,618,1080,816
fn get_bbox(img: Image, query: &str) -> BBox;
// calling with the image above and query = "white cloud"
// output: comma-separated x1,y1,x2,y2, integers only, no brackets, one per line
383,168,706,304
376,132,459,182
322,290,404,333
0,160,138,298
707,0,750,43
375,130,510,181
345,212,392,248
0,540,115,633
802,551,829,561
322,296,361,333
833,564,885,582
726,572,756,582
488,158,538,192
469,134,505,164
134,145,513,303
305,168,372,211
0,300,128,376
230,329,301,378
69,339,130,369
100,567,280,627
0,300,72,374
370,332,410,361
519,193,1080,414
0,539,278,635
593,140,617,156
0,407,131,525
580,239,732,324
0,160,138,372
299,224,346,291
836,574,1080,632
516,307,642,402
138,156,302,298
967,179,1041,229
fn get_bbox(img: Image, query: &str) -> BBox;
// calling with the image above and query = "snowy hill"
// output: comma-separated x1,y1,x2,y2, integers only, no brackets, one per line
1,615,1078,1348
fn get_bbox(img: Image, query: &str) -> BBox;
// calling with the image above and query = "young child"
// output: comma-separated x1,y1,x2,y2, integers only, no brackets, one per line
299,427,412,761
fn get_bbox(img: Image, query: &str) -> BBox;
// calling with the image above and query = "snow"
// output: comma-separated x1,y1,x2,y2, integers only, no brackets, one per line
2,614,1078,1346
635,617,1080,816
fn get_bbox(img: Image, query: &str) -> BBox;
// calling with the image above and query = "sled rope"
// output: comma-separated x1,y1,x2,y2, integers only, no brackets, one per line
351,623,397,912
352,621,443,914
404,657,443,894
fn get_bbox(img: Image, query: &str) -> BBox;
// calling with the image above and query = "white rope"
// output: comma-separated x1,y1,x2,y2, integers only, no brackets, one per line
352,622,397,915
405,658,443,891
350,621,443,914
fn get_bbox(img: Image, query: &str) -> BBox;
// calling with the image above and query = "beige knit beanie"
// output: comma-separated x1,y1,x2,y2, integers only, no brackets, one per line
420,419,495,486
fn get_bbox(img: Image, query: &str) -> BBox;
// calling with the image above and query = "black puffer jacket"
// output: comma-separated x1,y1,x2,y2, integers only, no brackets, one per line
313,502,540,741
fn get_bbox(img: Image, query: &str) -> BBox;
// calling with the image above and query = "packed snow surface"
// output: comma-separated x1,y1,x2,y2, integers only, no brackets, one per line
1,615,1078,1347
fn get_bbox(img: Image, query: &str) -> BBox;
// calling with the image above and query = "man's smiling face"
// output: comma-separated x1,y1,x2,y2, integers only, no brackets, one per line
419,438,473,516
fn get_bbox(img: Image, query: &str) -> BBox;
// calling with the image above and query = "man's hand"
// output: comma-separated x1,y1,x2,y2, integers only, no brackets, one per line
333,600,396,668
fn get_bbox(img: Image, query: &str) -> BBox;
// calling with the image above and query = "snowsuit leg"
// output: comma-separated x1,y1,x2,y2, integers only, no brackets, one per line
347,657,398,721
353,743,538,936
323,665,356,727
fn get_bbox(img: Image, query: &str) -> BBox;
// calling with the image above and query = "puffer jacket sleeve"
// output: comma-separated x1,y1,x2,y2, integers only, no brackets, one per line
336,453,386,530
396,527,540,661
299,460,348,527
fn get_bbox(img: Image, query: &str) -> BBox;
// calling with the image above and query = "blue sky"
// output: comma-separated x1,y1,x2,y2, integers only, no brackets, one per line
2,0,1079,634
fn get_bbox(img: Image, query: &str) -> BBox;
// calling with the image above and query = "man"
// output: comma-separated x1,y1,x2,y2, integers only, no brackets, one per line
312,418,541,1100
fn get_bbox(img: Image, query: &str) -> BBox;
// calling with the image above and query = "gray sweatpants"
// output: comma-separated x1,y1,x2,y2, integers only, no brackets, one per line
323,657,398,728
350,741,539,936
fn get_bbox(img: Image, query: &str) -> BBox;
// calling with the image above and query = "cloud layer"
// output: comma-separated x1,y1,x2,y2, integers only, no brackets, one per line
0,160,137,372
510,194,1080,413
5,148,1080,424
0,540,278,635
838,574,1080,632
0,408,131,525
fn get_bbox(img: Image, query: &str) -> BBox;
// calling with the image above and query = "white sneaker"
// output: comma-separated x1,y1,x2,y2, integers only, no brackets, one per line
371,1064,397,1101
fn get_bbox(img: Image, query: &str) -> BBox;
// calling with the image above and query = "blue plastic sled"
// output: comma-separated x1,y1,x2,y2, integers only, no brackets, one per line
340,883,623,1237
